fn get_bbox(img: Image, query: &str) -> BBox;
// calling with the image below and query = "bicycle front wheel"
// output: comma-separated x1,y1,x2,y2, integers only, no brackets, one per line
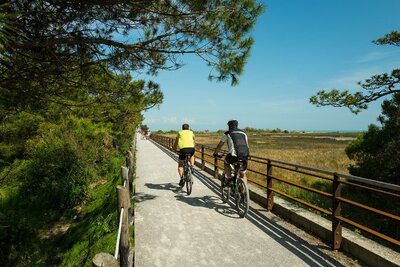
235,179,249,218
185,168,193,195
220,173,230,203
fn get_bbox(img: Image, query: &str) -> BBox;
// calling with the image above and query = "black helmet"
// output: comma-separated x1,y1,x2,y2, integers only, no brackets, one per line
227,120,238,129
182,123,189,130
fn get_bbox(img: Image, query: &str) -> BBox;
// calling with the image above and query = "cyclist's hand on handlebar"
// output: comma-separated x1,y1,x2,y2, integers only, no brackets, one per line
213,153,223,158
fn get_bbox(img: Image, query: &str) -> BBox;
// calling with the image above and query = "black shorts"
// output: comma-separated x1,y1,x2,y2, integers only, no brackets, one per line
179,148,195,160
225,154,248,171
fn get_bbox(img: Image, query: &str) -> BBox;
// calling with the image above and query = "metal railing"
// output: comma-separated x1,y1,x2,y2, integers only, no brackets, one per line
150,134,400,250
92,137,136,267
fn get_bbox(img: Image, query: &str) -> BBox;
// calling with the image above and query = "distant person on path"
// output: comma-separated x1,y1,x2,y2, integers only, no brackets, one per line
175,123,195,187
213,120,249,184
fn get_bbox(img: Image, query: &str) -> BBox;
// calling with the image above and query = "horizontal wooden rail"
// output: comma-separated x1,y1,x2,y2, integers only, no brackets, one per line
246,167,266,177
339,173,400,191
271,188,332,216
337,216,400,247
339,180,400,198
271,163,333,181
271,174,332,198
337,197,400,222
248,179,267,189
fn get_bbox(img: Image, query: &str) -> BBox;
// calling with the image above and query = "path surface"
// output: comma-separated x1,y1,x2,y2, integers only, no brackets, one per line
134,137,359,267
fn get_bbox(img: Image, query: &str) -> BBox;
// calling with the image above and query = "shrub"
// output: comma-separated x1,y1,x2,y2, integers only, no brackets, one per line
18,116,113,210
346,93,400,185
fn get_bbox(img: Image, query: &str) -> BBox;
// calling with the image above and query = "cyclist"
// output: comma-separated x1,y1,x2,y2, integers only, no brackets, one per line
213,120,249,185
175,123,196,186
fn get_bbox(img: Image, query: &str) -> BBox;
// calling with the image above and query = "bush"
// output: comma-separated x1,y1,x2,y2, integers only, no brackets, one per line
17,116,113,210
0,112,43,169
346,93,400,185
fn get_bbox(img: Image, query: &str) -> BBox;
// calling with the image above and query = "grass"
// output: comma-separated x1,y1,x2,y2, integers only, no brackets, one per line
191,131,356,174
57,158,126,267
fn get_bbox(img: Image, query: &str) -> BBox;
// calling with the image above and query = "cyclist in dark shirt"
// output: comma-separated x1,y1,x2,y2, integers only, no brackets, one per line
213,120,249,184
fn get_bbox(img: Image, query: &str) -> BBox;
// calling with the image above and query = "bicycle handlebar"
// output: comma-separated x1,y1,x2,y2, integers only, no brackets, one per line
213,153,224,158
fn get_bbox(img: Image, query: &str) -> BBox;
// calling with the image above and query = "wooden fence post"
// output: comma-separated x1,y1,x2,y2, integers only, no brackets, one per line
130,144,136,193
121,166,132,221
266,160,274,211
117,185,130,267
121,166,129,192
127,151,134,195
201,145,205,170
214,156,218,179
332,173,342,250
92,252,117,267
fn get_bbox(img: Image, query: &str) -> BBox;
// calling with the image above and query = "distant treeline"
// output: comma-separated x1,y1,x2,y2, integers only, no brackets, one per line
153,128,361,135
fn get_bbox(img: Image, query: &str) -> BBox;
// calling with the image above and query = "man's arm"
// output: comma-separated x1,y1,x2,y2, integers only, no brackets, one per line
214,141,224,155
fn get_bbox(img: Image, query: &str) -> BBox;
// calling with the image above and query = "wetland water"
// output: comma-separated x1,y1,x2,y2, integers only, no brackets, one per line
268,135,356,141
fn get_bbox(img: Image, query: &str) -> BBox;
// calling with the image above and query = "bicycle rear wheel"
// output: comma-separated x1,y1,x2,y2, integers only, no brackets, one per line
220,173,230,203
185,168,193,195
235,178,249,218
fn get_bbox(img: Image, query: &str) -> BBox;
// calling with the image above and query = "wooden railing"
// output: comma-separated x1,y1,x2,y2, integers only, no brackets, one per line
150,134,400,250
92,137,136,267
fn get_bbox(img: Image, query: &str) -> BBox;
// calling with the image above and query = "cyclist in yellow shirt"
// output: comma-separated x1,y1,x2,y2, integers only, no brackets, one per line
175,123,195,186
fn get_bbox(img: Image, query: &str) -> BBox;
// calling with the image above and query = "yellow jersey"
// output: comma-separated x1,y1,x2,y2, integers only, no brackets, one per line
177,130,195,149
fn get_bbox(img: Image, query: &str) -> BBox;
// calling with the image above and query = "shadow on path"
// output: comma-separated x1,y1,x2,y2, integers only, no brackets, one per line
174,194,239,219
134,192,157,203
145,182,181,193
148,140,346,267
144,181,239,218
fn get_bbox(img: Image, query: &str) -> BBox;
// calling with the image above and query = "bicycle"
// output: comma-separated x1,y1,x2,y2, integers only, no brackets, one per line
214,153,249,218
182,153,194,195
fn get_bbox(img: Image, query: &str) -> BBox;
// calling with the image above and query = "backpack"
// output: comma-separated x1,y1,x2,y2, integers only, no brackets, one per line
228,129,249,159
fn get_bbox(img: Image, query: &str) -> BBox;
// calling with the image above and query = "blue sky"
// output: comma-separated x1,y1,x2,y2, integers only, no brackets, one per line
139,0,400,132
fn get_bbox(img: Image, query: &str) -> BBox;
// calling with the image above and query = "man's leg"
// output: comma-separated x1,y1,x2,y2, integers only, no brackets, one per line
239,171,247,182
178,160,184,177
224,161,232,179
178,160,185,186
190,154,195,166
239,160,248,182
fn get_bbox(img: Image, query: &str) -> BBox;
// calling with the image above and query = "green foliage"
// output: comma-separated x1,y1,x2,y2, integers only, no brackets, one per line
242,127,288,133
373,31,400,46
310,89,366,114
345,93,400,185
0,2,23,51
19,117,112,210
0,141,123,266
140,124,149,132
310,31,400,113
1,0,264,103
58,161,121,267
0,112,43,168
0,56,155,267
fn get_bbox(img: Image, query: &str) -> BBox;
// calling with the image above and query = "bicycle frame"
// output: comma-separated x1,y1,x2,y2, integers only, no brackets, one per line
183,154,191,172
219,155,249,218
182,153,193,195
229,160,246,179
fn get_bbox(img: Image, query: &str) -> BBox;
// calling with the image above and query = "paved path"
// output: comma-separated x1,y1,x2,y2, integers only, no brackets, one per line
134,137,354,267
